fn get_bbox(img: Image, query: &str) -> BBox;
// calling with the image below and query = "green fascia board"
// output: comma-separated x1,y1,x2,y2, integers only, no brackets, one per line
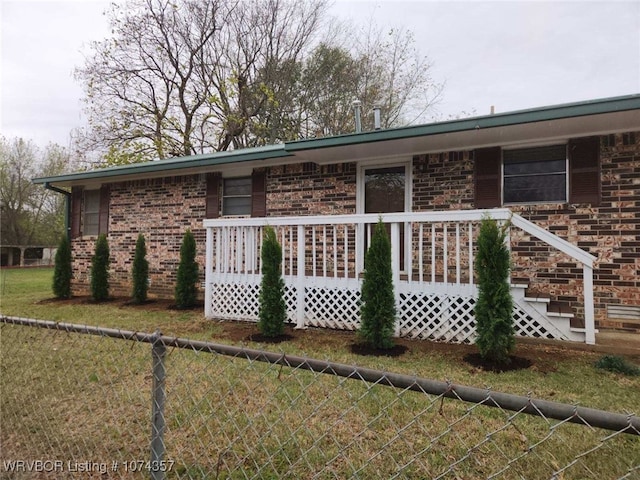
33,143,291,185
284,94,640,152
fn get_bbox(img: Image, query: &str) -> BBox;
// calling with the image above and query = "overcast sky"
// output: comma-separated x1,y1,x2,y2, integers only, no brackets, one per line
1,0,639,150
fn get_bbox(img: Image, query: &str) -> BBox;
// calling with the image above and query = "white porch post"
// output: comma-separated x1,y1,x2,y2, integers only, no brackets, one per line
296,225,306,329
204,226,214,318
390,222,401,337
583,263,596,345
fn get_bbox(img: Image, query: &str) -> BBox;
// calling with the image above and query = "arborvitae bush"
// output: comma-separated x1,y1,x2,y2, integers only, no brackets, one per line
131,233,149,304
474,215,514,364
52,235,72,299
90,234,110,301
258,226,286,337
358,219,396,349
175,229,198,309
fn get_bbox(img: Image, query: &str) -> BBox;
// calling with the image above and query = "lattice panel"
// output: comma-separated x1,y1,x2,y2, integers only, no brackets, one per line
399,293,477,344
210,282,260,321
513,304,563,340
441,296,477,344
283,284,298,323
209,280,576,343
305,287,361,330
398,293,445,339
210,282,298,324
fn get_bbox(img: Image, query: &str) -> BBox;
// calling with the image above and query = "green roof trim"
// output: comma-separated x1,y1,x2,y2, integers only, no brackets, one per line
33,143,291,185
284,94,640,152
33,94,640,186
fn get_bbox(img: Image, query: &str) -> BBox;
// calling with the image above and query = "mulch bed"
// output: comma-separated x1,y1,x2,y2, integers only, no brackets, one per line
35,295,622,374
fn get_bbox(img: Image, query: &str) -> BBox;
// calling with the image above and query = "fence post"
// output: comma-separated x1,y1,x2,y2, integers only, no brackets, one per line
150,330,166,480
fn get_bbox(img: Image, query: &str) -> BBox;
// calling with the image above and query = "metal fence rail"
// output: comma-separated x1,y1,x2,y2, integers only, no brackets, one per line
1,315,638,479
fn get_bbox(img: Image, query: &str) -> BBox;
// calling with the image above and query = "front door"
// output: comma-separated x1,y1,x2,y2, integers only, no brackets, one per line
363,165,408,271
364,166,406,214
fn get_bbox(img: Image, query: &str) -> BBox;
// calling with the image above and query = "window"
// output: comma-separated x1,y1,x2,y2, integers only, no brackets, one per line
222,177,252,216
364,166,406,214
503,145,567,204
83,190,101,235
71,185,109,238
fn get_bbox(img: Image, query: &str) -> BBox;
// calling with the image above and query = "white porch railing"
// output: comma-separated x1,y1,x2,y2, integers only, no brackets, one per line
203,209,597,344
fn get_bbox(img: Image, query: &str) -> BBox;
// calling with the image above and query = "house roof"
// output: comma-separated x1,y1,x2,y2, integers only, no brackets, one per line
33,143,291,188
34,94,640,188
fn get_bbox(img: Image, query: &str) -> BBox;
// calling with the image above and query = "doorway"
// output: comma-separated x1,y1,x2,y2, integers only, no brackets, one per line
360,163,410,272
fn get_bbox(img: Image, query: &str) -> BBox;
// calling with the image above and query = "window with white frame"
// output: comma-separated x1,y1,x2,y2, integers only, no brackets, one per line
503,144,567,204
83,189,101,235
222,177,252,216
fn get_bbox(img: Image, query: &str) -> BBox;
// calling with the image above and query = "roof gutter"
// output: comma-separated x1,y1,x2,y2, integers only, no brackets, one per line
44,182,71,241
284,94,640,153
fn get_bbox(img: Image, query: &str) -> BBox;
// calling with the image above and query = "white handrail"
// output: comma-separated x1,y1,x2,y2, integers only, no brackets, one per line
204,208,598,344
204,209,595,268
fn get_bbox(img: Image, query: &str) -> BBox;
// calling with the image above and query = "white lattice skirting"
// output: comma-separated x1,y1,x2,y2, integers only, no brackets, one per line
207,276,568,344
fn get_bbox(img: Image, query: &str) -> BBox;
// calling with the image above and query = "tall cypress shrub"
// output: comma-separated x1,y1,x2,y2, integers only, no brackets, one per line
258,226,286,337
175,229,198,309
90,233,110,301
358,219,396,349
474,215,514,364
131,233,149,304
52,235,72,299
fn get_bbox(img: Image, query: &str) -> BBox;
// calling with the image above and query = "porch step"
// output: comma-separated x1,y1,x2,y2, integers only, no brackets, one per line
547,301,574,318
524,288,551,303
512,283,593,342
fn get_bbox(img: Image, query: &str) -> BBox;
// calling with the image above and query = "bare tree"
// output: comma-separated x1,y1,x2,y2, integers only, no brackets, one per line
77,0,227,162
77,0,327,162
344,24,443,130
0,138,69,245
76,0,442,164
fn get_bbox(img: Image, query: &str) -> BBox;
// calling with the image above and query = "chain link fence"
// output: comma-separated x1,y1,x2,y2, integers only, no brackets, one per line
1,315,638,479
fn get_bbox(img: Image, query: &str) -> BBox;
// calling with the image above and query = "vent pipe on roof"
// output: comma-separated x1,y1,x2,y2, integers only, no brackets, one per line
373,105,381,130
490,105,495,115
353,99,362,133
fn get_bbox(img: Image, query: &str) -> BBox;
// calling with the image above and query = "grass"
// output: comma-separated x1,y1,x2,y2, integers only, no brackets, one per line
1,268,639,478
595,354,640,376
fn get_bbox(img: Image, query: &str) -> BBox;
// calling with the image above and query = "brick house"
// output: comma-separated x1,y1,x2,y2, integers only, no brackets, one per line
35,95,640,344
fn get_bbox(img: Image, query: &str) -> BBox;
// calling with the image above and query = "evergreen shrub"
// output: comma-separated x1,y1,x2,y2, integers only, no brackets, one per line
52,235,72,299
90,234,110,301
175,229,198,309
258,226,287,337
131,233,149,304
474,215,514,364
358,219,396,349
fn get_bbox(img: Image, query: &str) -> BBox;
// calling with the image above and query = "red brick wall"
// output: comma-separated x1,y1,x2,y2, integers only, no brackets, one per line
71,175,208,298
410,135,640,329
70,133,639,330
267,162,357,216
70,164,358,299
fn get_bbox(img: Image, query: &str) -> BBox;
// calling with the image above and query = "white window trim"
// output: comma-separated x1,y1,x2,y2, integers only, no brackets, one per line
356,159,412,215
356,159,412,273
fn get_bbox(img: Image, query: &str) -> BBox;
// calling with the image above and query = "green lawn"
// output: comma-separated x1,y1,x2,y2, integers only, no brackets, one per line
1,267,639,411
1,267,639,478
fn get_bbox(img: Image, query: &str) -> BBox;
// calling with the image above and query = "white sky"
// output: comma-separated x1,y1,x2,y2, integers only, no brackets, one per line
1,0,639,150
